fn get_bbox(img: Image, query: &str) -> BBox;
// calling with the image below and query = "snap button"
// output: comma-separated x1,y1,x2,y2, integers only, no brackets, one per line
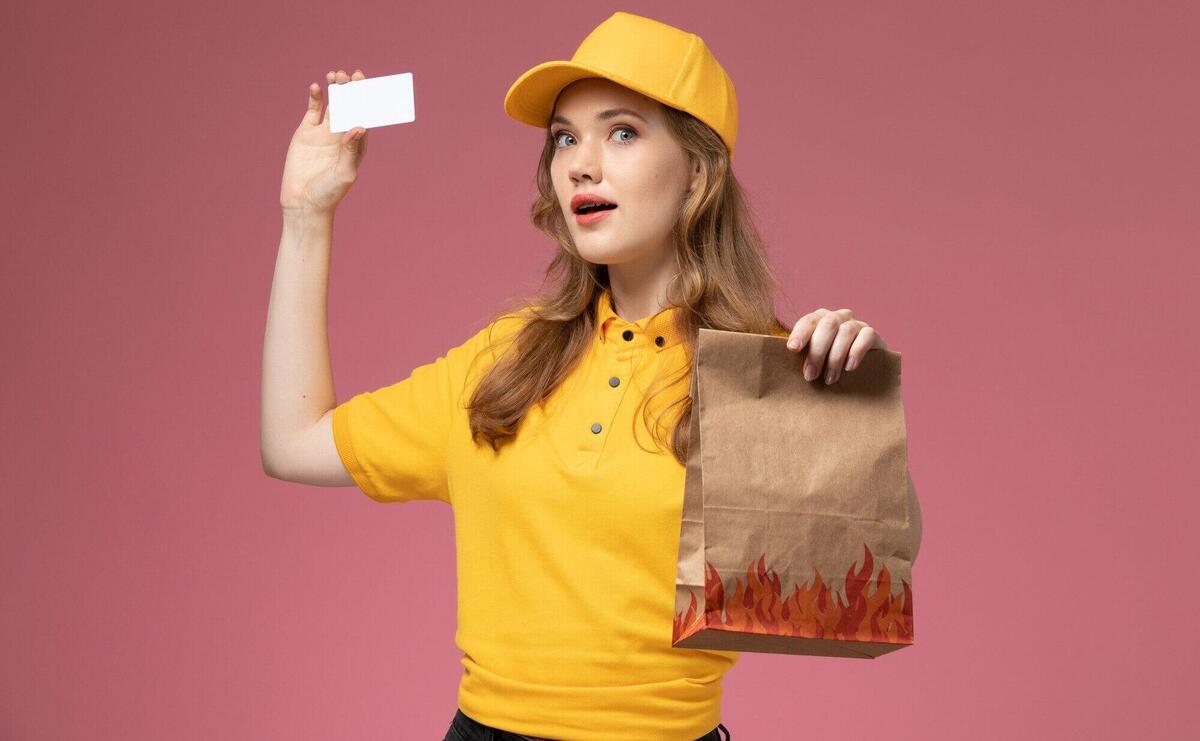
622,329,634,341
655,335,665,347
591,422,602,434
609,376,620,387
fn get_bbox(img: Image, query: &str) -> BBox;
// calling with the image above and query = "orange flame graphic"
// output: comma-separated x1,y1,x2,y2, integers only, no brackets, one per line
673,543,913,647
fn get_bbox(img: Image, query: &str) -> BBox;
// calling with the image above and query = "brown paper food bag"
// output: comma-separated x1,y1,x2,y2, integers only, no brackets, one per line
672,328,922,659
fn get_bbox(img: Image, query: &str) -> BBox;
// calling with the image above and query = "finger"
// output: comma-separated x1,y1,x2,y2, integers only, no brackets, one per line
823,322,861,384
303,82,323,126
335,69,348,83
336,127,367,179
803,314,840,381
320,71,335,125
350,126,368,162
786,313,820,352
348,71,367,156
844,326,879,372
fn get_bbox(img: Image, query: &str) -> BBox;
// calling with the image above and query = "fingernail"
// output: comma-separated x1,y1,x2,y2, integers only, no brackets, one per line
825,369,835,384
804,363,815,381
845,358,855,371
787,339,797,349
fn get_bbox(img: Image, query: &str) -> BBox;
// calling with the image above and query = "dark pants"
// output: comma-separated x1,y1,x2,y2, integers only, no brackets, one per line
443,707,731,741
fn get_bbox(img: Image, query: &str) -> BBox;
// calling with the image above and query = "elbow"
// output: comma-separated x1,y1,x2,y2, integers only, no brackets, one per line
261,449,285,480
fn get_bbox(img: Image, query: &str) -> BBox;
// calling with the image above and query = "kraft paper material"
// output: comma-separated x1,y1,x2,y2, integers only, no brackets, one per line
672,328,923,659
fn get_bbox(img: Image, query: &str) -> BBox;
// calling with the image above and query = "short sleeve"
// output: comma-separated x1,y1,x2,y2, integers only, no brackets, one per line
331,319,517,504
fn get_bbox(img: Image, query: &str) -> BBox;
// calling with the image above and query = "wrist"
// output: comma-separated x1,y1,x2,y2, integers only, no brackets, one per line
279,207,336,236
280,209,335,247
282,207,334,229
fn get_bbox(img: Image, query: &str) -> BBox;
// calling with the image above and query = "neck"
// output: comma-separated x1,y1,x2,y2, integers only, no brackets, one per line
606,247,677,323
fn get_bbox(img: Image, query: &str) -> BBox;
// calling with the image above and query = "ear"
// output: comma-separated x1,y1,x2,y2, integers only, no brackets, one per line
686,157,702,196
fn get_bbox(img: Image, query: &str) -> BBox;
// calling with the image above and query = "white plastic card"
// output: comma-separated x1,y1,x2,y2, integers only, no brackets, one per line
327,72,415,133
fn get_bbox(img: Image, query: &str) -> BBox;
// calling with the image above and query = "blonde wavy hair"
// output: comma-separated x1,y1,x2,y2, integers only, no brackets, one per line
466,101,791,465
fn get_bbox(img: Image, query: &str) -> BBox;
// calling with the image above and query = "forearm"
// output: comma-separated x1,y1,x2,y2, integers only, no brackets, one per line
260,210,337,473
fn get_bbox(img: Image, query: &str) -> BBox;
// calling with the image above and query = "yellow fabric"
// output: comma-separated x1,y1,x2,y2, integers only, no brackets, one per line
332,289,756,740
503,11,740,162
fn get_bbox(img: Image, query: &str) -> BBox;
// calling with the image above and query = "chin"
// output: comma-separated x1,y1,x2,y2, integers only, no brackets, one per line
575,241,639,265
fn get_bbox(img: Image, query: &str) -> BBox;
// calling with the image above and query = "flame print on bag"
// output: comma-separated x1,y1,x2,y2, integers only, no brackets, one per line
673,543,913,645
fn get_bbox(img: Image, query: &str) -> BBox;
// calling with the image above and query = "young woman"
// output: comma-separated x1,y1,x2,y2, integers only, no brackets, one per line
263,12,892,741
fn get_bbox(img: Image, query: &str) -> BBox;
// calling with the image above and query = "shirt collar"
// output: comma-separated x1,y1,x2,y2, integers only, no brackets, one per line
596,288,684,352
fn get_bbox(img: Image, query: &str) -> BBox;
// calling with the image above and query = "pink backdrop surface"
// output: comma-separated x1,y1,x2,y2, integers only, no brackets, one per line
4,1,1196,739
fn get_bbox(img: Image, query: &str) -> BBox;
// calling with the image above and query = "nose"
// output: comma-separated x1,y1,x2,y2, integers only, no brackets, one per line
567,135,602,184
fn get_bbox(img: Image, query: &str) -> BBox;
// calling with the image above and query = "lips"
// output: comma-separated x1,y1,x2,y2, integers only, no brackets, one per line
570,193,618,214
576,202,617,215
575,206,615,225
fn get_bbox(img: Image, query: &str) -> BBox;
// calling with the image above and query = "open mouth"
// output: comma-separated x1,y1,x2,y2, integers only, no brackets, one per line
574,203,618,215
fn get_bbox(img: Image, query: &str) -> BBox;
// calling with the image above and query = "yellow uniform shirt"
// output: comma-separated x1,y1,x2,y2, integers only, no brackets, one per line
332,289,750,740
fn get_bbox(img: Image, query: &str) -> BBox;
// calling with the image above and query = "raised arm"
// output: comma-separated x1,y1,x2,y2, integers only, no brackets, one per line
260,69,368,484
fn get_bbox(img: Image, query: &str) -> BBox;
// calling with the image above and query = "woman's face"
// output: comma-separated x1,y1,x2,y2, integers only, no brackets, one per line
549,77,697,269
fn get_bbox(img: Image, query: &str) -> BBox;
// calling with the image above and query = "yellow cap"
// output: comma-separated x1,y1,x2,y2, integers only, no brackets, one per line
503,11,739,162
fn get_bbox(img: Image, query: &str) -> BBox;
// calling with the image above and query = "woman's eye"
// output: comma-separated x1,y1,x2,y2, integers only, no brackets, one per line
552,126,638,148
612,126,637,143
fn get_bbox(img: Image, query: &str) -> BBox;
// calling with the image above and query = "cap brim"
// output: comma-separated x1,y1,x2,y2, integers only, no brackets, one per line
503,58,736,163
503,60,682,129
504,61,604,127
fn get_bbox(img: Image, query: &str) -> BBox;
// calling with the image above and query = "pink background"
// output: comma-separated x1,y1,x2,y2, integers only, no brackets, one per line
4,1,1196,739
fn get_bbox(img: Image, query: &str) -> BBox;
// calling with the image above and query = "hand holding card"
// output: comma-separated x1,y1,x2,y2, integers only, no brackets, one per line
326,72,416,133
279,68,375,216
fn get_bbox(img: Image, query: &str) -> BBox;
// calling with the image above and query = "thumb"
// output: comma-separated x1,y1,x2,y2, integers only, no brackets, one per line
302,82,324,126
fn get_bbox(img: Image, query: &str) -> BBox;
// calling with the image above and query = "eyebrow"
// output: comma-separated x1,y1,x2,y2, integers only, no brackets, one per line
549,108,648,127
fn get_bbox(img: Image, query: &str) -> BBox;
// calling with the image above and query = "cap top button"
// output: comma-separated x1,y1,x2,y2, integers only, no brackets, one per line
609,376,620,387
590,422,602,433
